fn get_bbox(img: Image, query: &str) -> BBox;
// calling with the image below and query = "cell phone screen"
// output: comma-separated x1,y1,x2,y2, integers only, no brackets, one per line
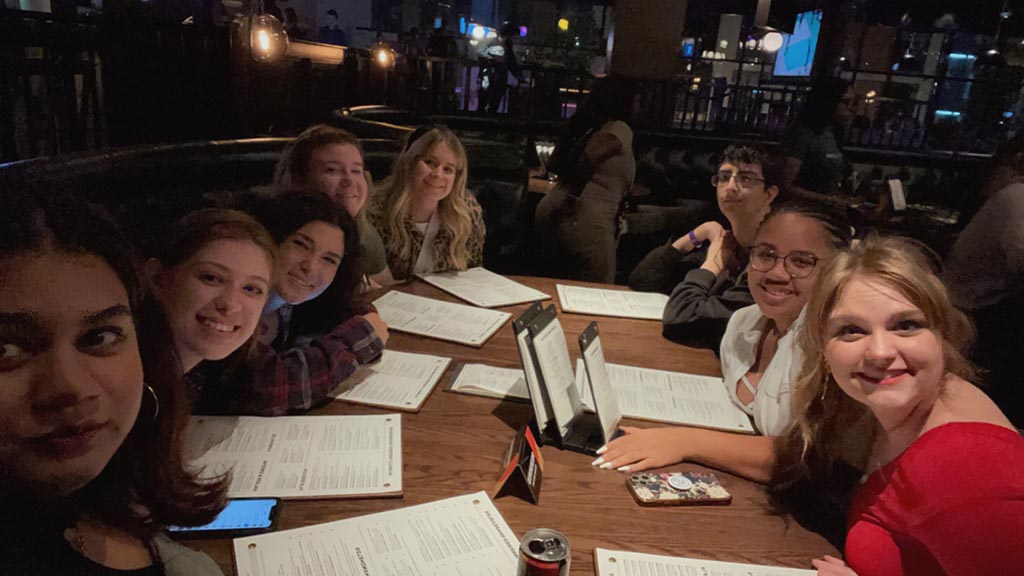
168,499,278,534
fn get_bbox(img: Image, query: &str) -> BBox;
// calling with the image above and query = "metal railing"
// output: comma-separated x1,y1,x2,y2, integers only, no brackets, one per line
1,10,1010,163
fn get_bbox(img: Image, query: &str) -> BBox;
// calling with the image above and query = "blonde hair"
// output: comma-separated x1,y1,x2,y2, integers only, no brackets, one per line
768,236,977,530
789,235,976,463
375,127,474,269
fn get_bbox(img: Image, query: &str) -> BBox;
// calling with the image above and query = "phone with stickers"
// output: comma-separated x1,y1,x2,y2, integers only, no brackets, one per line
626,471,732,506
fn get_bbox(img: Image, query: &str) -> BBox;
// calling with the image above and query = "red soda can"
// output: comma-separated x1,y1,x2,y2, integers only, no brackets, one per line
517,528,570,576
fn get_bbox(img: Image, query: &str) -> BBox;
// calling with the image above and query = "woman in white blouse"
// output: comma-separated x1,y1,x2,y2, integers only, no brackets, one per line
595,201,851,481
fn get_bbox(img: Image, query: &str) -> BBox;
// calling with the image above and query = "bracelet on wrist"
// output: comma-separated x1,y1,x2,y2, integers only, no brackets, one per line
688,229,706,249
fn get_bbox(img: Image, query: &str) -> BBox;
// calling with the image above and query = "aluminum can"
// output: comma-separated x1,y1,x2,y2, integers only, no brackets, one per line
517,528,570,576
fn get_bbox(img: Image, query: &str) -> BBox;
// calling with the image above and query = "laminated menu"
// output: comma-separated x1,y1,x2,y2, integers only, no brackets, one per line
594,548,815,575
574,359,754,434
333,350,451,411
373,290,511,347
185,414,402,499
234,491,519,576
417,267,550,308
556,284,668,320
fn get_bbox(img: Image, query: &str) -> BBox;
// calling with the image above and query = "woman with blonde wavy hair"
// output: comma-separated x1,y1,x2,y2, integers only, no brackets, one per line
368,125,485,281
769,236,1024,576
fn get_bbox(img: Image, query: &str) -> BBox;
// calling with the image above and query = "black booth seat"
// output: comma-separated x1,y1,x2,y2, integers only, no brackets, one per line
0,130,531,273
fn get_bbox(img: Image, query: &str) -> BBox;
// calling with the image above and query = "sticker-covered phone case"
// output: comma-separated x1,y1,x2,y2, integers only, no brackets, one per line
627,471,732,506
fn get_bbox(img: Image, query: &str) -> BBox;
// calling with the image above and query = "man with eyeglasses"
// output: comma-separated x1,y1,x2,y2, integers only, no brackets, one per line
630,144,779,348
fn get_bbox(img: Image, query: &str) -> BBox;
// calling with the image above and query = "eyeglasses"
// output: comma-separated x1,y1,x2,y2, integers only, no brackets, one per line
749,244,821,279
711,171,765,189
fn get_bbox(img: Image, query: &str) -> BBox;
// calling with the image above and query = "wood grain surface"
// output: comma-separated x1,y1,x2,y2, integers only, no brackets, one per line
180,276,836,574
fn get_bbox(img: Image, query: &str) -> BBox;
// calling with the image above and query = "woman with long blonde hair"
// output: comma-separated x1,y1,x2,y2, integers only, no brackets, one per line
368,125,485,281
770,236,1024,576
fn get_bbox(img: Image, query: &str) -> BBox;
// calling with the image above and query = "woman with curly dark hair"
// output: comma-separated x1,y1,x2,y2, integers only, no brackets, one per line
205,192,388,416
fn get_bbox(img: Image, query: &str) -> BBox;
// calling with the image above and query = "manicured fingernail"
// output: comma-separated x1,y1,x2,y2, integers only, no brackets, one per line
596,445,607,455
617,466,630,472
599,462,613,470
591,457,605,466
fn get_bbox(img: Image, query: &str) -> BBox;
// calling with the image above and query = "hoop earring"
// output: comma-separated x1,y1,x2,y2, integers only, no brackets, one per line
144,384,160,421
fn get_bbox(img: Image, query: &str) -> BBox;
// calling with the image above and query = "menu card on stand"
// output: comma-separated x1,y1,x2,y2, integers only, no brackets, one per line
185,414,402,499
373,290,512,347
417,267,551,307
234,492,519,576
574,360,754,434
333,350,451,412
447,363,530,401
594,548,815,575
556,284,668,320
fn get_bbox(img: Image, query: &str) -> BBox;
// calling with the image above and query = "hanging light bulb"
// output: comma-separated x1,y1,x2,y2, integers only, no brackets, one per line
373,44,395,68
250,14,288,62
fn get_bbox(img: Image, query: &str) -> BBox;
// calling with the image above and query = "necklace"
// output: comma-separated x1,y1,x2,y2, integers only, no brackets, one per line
66,522,88,555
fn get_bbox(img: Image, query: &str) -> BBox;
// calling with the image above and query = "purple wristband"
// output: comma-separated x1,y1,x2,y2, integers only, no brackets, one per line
688,229,703,248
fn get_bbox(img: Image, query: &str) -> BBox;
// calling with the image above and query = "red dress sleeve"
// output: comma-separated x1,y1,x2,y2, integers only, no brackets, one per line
845,423,1024,576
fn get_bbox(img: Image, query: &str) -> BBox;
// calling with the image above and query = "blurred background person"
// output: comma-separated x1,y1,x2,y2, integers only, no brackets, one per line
944,132,1024,427
534,75,639,283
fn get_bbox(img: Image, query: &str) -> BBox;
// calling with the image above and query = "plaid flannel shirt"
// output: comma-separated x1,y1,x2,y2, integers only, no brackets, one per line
192,308,384,416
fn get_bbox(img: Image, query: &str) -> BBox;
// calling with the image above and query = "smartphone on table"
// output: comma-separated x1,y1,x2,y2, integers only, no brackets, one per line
627,472,732,506
168,498,279,538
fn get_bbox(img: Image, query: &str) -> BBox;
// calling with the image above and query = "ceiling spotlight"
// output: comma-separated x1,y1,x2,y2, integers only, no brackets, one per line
763,31,784,52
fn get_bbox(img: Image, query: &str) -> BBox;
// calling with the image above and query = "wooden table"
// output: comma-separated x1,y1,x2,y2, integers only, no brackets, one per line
182,276,836,574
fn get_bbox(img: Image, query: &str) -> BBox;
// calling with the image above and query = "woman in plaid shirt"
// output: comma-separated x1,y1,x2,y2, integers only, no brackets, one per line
151,195,388,415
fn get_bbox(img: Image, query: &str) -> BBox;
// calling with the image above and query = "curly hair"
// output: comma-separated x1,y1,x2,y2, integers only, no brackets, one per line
252,191,364,336
373,126,475,270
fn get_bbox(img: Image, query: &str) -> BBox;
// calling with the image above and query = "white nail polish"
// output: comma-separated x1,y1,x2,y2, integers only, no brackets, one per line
617,466,630,472
591,457,604,466
599,462,613,470
596,445,607,455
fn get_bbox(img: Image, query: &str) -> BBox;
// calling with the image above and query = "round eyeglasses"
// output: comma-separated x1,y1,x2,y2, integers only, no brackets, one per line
711,171,766,189
749,245,820,279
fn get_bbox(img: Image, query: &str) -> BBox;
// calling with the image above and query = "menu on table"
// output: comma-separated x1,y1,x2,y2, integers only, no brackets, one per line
373,290,511,347
185,414,402,499
556,284,668,321
234,492,519,576
417,267,550,308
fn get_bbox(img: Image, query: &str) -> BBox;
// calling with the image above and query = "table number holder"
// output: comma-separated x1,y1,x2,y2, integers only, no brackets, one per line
494,424,544,504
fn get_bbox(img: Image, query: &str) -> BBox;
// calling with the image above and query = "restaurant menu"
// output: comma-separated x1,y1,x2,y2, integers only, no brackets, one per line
373,290,511,347
333,350,451,412
416,267,551,308
556,284,668,320
575,360,754,433
185,414,402,499
594,548,816,576
449,363,530,400
234,492,519,576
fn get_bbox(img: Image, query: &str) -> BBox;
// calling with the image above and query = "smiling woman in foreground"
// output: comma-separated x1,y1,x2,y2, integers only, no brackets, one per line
770,236,1024,576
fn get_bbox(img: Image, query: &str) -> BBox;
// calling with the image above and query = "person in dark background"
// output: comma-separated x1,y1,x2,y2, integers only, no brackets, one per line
317,9,346,46
534,75,638,283
780,77,854,197
944,132,1024,427
480,22,524,114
